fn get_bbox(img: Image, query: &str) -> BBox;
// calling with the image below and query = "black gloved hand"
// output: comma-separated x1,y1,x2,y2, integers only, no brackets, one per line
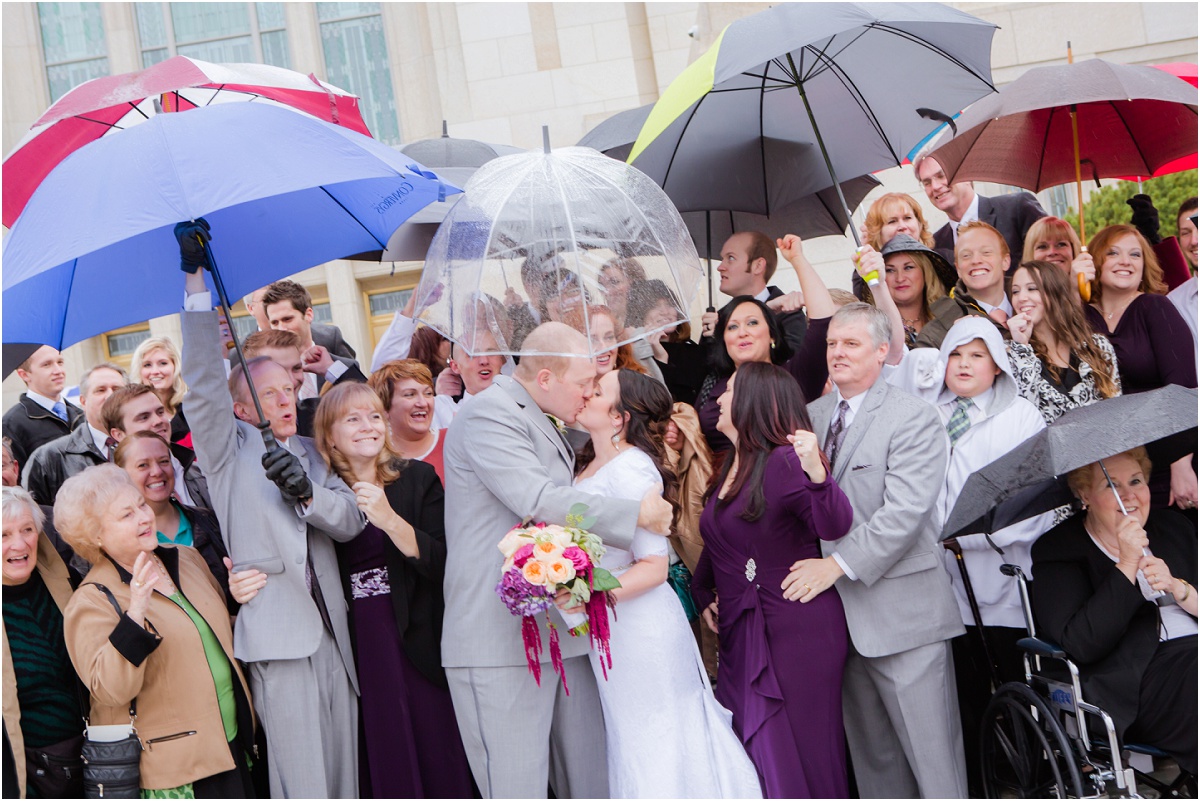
261,441,314,504
1127,194,1162,245
174,218,214,273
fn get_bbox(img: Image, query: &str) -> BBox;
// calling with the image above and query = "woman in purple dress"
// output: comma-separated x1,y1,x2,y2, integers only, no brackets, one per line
313,383,474,799
1083,224,1197,511
692,362,855,798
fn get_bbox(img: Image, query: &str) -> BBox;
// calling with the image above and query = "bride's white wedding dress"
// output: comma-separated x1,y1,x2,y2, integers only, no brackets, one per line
575,448,762,799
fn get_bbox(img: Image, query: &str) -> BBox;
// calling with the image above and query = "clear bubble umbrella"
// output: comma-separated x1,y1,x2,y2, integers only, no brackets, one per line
412,139,703,357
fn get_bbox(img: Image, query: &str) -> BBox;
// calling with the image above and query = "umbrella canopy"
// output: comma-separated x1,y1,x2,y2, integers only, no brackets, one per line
627,2,997,232
348,122,526,262
927,58,1199,192
3,102,457,350
3,56,371,228
413,146,702,357
1119,62,1199,179
942,385,1198,539
680,176,880,260
577,103,653,163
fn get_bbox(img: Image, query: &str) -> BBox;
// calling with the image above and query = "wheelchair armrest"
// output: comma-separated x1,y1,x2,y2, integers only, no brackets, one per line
1017,637,1067,660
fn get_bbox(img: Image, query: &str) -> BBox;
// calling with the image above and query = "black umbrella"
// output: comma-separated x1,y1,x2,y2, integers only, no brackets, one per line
943,385,1198,540
627,2,998,249
578,103,880,308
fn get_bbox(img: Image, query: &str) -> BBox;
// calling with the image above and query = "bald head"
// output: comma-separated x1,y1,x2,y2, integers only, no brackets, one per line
514,322,590,381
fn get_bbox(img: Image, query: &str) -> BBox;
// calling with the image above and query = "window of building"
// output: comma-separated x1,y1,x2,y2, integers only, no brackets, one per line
365,287,413,348
317,2,400,144
103,324,151,371
38,2,110,102
136,3,289,69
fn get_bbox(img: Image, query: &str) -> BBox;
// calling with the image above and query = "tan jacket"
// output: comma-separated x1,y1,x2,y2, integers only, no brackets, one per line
2,533,76,799
667,403,714,572
63,546,253,791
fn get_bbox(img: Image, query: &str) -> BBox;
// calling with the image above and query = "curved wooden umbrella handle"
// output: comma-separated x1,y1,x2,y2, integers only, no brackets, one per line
1077,271,1091,301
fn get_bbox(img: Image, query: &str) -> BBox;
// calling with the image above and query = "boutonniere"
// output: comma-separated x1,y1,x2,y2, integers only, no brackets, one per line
914,356,946,391
545,414,567,435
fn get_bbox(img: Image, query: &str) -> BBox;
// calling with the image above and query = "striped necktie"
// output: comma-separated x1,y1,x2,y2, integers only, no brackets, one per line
824,400,849,467
946,397,974,446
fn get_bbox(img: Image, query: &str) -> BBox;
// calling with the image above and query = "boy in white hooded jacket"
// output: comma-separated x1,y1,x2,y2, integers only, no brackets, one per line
884,315,1054,795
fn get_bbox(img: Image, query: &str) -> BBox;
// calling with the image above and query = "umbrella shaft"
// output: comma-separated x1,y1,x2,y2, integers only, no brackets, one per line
204,241,274,446
787,54,861,248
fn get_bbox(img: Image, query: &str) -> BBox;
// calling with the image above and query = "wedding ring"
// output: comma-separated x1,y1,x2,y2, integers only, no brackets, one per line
134,580,144,588
803,583,811,591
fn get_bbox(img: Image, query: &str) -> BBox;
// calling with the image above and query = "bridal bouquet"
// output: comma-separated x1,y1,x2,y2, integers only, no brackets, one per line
495,504,620,692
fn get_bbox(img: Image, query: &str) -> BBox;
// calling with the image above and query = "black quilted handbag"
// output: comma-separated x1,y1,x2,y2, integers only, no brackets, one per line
81,584,142,799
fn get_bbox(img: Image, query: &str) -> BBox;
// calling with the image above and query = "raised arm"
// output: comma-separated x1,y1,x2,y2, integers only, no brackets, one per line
180,272,240,474
853,246,906,364
777,234,834,320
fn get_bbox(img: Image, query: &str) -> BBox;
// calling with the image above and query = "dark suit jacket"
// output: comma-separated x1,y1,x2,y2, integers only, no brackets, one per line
22,423,106,505
337,460,450,687
932,192,1047,273
3,394,84,478
311,322,356,360
1030,510,1197,739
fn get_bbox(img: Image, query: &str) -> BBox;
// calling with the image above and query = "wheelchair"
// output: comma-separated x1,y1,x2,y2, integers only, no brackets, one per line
978,564,1197,799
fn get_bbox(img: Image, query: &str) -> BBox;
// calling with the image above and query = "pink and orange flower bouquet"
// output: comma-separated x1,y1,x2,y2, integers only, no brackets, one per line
495,503,620,693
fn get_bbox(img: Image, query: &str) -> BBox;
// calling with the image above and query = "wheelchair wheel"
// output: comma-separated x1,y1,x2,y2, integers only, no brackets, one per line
980,682,1085,798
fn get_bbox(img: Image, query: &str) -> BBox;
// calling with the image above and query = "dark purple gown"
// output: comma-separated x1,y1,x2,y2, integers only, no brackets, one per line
342,523,475,799
693,446,854,799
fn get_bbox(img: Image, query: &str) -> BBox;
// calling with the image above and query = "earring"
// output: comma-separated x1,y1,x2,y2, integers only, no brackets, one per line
770,340,776,350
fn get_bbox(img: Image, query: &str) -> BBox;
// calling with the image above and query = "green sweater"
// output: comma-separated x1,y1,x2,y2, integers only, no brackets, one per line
3,572,81,747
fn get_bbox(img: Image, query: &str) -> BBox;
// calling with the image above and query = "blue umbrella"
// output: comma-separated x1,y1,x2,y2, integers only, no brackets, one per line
3,102,459,349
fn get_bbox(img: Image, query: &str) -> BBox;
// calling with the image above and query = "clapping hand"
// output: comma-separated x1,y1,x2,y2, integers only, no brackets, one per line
787,429,826,483
224,557,267,605
127,551,160,625
1006,311,1034,344
302,344,334,376
352,482,401,531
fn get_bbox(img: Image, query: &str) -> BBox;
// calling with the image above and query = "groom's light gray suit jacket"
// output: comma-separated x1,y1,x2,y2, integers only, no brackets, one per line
442,376,640,668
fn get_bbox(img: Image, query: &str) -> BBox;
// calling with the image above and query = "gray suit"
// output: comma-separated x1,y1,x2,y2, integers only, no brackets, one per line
810,376,967,798
182,308,364,798
442,376,640,798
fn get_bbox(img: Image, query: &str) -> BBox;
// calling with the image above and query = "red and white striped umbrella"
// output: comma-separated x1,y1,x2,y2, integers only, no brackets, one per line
3,56,372,227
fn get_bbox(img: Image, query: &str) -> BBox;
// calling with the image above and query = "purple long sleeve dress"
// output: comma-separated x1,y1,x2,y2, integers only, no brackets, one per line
693,445,855,799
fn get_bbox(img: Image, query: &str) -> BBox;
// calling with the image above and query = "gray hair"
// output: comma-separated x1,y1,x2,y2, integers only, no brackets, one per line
53,464,137,564
79,362,129,399
831,302,893,349
2,485,45,535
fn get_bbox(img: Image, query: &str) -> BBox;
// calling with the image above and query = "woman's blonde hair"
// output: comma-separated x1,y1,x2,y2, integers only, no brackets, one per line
53,464,138,564
313,383,405,488
863,193,935,251
1022,216,1081,264
1066,446,1152,501
131,336,187,414
1087,224,1167,303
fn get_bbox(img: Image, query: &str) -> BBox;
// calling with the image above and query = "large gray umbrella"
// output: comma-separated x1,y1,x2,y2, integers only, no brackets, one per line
349,122,525,261
943,385,1198,540
628,2,998,248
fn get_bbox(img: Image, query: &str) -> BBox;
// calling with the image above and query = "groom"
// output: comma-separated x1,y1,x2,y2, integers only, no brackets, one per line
442,322,673,798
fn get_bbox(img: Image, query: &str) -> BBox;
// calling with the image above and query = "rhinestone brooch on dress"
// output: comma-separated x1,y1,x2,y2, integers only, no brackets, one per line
744,558,757,582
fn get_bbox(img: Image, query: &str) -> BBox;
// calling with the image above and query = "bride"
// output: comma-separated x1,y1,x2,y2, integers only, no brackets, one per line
565,368,762,799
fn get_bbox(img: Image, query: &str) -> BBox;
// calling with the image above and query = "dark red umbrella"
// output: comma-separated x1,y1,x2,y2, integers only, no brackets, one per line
3,56,371,227
1118,62,1198,180
928,58,1197,192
